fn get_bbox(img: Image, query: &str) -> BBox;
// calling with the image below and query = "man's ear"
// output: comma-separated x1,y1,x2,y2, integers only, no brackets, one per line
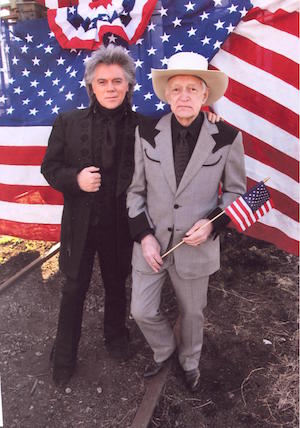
202,88,209,104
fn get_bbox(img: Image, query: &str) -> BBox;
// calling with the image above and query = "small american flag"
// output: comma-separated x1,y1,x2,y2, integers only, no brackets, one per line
225,181,274,232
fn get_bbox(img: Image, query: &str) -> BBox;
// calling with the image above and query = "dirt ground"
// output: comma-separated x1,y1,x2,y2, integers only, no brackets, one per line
0,230,298,428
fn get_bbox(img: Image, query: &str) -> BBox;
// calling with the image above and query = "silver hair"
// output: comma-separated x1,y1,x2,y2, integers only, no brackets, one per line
84,44,136,104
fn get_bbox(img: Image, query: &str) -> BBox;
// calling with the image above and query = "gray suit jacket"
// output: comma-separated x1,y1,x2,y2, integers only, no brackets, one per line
126,112,246,279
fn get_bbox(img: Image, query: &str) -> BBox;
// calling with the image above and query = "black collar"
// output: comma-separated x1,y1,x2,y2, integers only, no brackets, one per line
171,112,204,139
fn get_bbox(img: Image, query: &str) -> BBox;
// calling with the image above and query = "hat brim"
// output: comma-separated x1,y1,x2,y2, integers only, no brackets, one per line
151,69,228,106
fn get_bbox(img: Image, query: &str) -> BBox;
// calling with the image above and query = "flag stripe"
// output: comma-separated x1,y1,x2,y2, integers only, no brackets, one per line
220,33,298,89
250,0,300,16
247,178,298,222
0,200,62,224
243,133,299,182
234,18,300,63
243,221,298,255
245,6,299,36
211,50,299,114
0,183,63,204
0,165,48,186
224,76,299,137
0,219,60,241
0,146,46,165
0,127,51,147
244,156,299,203
213,97,298,161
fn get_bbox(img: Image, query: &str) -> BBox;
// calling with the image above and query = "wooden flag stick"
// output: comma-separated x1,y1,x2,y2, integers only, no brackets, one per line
162,177,271,259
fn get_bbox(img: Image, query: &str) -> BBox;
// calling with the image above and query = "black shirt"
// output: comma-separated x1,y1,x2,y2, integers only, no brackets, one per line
171,112,204,162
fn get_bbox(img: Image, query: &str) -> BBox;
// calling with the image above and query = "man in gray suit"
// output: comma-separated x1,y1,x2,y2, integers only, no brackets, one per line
126,52,246,391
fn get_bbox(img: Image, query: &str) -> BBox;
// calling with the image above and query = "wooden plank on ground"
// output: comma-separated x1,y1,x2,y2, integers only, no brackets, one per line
130,359,172,428
0,243,60,294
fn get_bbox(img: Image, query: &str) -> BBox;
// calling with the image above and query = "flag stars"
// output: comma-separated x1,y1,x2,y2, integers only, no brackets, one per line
57,57,66,65
213,40,222,49
132,105,138,112
22,98,30,105
79,79,86,87
25,33,33,43
38,89,46,97
22,68,30,77
147,47,157,56
6,107,14,114
155,101,165,111
0,95,8,103
172,17,182,27
48,31,55,38
13,86,23,94
8,77,15,85
160,32,170,43
159,6,168,17
174,43,184,52
29,108,38,116
77,103,86,110
108,34,117,43
5,46,10,53
52,105,60,114
201,36,211,45
144,92,153,100
228,4,238,13
226,23,235,33
213,0,223,5
147,22,156,31
59,86,65,93
136,38,144,45
66,66,72,73
160,57,169,66
69,69,78,77
12,56,19,65
185,2,195,11
44,69,53,77
32,57,41,66
52,78,60,86
188,27,197,37
134,83,142,92
21,45,29,54
65,91,74,100
214,19,225,30
134,59,143,68
30,80,39,88
44,45,53,54
46,98,53,106
239,7,248,17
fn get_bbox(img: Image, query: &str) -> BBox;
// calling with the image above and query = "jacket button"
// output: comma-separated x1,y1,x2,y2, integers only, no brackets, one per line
174,204,179,209
167,227,173,232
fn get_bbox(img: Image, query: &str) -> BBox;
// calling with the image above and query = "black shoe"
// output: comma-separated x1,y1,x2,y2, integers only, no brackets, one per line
106,334,130,362
184,368,200,392
53,365,75,387
144,360,166,378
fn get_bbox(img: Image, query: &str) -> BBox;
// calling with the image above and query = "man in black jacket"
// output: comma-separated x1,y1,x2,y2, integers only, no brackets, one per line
41,44,137,386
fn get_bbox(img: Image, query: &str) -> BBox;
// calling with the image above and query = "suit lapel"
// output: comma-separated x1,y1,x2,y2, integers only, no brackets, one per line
155,113,177,194
176,116,218,196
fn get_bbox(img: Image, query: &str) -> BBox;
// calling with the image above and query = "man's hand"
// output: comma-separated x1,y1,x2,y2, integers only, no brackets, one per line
183,219,213,246
77,166,101,192
207,111,222,124
141,234,163,272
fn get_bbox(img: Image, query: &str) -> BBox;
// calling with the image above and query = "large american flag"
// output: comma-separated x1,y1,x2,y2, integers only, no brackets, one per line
0,0,299,255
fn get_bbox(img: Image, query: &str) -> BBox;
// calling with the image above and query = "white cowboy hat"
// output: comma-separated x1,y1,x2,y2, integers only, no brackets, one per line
151,52,228,106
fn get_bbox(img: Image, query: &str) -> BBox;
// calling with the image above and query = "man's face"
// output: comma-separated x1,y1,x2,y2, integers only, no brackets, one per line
165,75,209,126
91,63,129,109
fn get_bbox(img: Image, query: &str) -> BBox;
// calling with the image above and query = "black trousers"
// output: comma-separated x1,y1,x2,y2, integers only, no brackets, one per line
54,222,128,369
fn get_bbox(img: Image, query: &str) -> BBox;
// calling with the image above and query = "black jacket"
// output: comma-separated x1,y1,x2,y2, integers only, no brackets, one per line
41,105,139,279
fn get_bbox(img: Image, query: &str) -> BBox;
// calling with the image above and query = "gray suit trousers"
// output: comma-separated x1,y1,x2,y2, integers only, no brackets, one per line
131,256,209,371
